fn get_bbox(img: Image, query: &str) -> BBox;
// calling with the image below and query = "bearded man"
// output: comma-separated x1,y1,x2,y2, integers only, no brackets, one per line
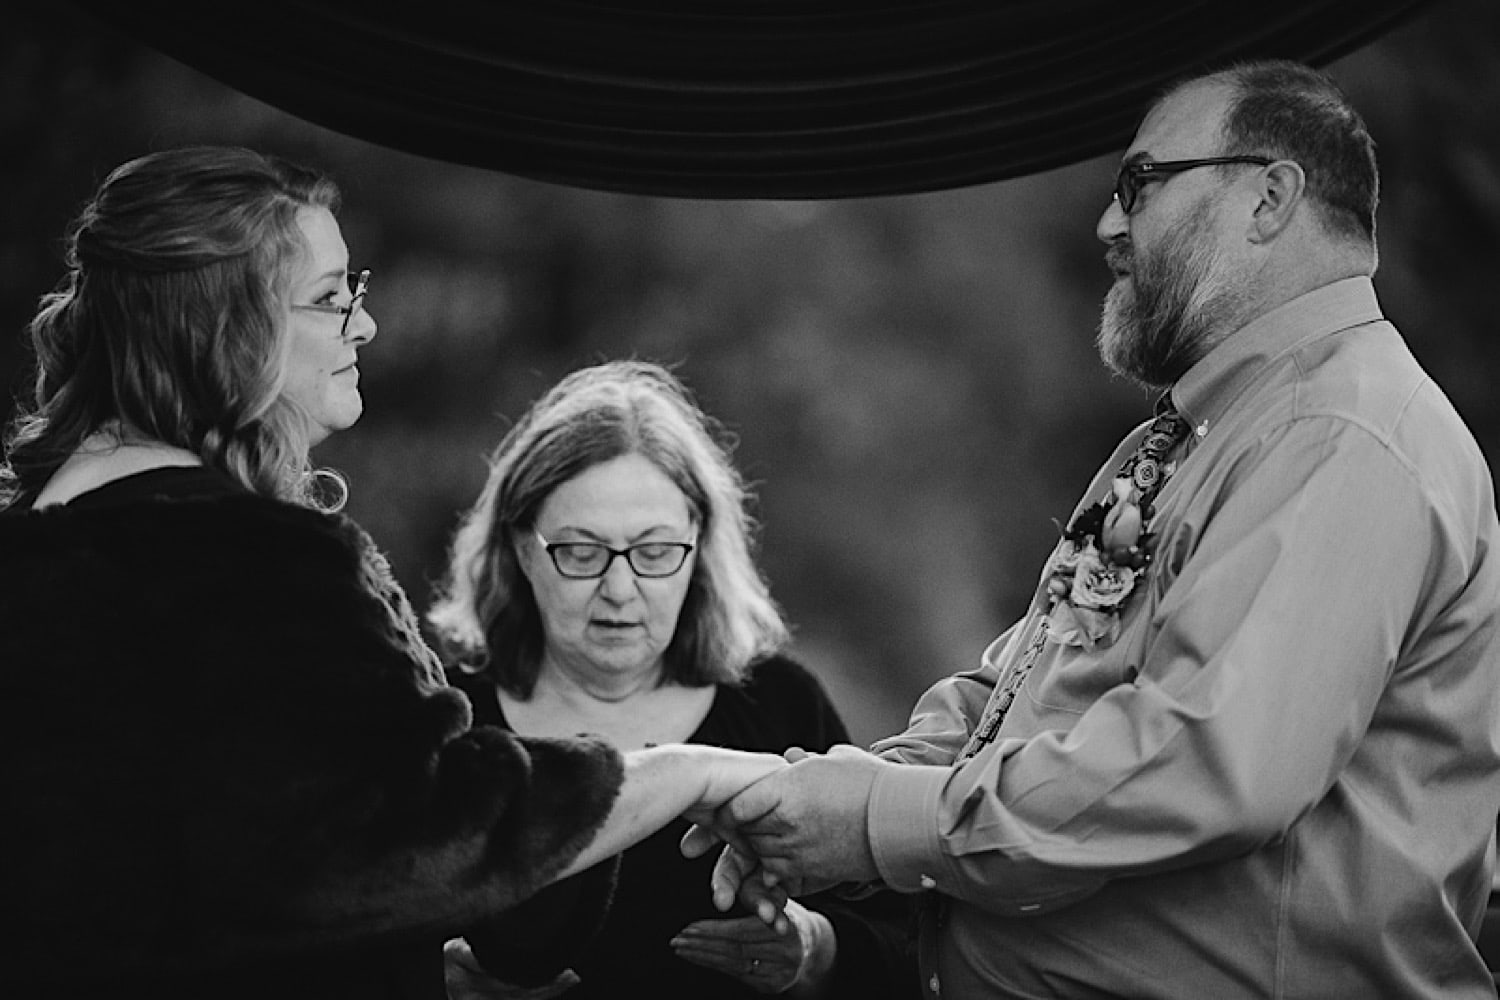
689,60,1500,999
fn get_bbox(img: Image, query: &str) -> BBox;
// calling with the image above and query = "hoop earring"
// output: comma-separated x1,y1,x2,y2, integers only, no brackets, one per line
310,467,350,512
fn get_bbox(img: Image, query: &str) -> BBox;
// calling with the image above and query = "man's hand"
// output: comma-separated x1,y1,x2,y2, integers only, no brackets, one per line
683,744,885,898
675,746,789,860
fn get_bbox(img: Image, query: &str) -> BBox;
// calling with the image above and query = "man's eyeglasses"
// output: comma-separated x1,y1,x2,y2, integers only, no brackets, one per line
533,529,696,579
291,268,370,339
1113,157,1273,214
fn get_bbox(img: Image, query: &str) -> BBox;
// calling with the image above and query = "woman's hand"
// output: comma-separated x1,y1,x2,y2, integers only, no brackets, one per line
692,745,791,811
669,900,836,996
677,745,788,861
557,744,786,881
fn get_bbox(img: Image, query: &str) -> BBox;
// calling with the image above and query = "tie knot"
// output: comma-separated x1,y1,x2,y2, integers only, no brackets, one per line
1147,391,1189,449
1153,390,1184,423
1119,393,1189,504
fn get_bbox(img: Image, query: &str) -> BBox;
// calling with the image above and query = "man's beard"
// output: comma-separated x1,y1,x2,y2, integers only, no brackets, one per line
1097,202,1246,388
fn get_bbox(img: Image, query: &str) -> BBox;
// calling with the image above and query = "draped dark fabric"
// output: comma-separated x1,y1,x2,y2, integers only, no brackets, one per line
64,1,1432,199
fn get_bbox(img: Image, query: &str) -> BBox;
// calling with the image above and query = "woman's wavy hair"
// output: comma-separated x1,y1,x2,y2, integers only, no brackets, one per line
0,145,344,509
428,359,790,696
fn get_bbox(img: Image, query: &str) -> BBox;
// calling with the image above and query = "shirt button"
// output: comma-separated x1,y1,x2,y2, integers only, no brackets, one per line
919,874,937,890
929,973,941,995
1195,420,1208,438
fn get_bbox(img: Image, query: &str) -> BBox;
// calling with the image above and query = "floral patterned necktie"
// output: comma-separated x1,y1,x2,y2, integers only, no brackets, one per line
1040,390,1192,644
963,392,1193,757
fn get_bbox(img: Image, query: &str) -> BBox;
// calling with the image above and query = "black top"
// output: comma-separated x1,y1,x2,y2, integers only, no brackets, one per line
452,657,921,999
3,463,244,514
63,464,248,506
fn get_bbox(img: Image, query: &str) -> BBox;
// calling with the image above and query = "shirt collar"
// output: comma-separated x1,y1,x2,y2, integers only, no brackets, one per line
1169,276,1384,441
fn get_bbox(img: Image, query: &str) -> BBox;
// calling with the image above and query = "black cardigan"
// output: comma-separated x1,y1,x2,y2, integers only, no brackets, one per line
0,469,622,998
453,655,921,999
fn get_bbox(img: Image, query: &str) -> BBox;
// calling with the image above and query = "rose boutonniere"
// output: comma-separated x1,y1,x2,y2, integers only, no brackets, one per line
1044,476,1165,648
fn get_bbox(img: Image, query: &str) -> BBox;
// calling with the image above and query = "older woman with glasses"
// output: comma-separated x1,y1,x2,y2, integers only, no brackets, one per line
0,148,785,1000
428,359,918,999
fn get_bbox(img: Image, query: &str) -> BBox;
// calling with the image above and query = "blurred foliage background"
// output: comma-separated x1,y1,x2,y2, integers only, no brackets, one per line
4,0,1497,746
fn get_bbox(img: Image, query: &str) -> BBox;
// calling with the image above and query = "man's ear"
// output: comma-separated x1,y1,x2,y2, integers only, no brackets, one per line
1250,160,1306,242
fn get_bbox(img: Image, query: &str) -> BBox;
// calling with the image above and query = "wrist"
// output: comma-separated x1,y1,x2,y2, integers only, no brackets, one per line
628,743,709,801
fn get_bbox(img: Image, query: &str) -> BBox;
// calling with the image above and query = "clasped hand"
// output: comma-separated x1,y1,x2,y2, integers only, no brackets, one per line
681,744,886,926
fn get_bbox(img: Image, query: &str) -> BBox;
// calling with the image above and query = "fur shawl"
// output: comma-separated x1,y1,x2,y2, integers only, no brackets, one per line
0,491,622,990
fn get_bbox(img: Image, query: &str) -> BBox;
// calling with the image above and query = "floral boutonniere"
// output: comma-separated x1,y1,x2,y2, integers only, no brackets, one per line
1044,469,1171,649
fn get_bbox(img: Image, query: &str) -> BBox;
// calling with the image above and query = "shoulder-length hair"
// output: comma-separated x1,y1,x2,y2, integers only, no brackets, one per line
428,359,790,697
0,145,344,509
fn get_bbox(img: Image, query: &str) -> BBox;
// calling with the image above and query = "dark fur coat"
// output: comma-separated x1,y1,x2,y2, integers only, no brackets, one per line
0,486,622,996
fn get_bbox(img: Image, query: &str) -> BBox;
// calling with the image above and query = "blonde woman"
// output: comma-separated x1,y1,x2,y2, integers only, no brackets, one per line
0,149,781,1000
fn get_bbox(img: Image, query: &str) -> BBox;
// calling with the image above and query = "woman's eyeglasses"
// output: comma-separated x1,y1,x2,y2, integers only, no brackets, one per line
292,268,370,338
1113,157,1273,214
533,529,696,579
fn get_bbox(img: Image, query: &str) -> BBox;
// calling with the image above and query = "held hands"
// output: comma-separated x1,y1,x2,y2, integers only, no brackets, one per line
693,745,793,810
677,745,791,859
682,744,885,910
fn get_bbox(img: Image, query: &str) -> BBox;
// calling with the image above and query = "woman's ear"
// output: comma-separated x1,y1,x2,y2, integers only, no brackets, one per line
1250,160,1307,243
510,529,536,585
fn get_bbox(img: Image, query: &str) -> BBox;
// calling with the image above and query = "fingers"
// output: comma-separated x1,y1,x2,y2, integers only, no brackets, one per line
671,916,804,993
673,914,783,943
704,845,790,932
826,743,876,761
684,755,800,862
679,822,723,860
737,868,791,935
703,748,789,808
715,772,784,829
442,936,483,974
709,844,761,913
680,808,757,860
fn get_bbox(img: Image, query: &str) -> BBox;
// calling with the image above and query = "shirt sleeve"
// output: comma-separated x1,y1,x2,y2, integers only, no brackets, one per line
871,624,1016,765
869,417,1442,914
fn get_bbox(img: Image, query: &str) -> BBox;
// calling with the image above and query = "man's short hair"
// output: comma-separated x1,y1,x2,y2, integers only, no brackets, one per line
1211,60,1380,244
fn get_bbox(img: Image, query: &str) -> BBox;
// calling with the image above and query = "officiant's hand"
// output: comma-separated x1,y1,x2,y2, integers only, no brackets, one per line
671,899,836,995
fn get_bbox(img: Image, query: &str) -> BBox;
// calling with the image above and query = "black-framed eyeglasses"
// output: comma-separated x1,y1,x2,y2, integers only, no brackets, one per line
1113,157,1274,214
291,268,370,339
533,529,696,580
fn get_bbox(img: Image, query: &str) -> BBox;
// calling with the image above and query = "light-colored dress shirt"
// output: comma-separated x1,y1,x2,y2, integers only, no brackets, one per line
868,277,1500,999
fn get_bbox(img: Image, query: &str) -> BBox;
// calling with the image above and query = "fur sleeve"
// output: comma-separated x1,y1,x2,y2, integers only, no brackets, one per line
0,496,624,978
